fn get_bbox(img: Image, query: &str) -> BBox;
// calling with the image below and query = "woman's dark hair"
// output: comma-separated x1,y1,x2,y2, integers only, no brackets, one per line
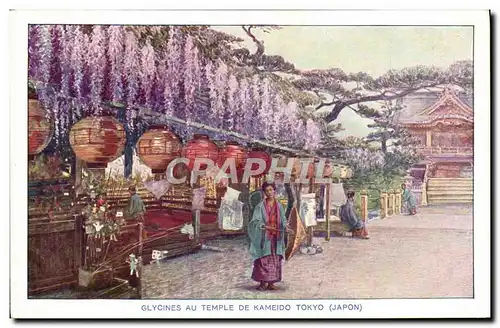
128,185,137,193
262,181,276,193
401,183,406,189
346,191,355,199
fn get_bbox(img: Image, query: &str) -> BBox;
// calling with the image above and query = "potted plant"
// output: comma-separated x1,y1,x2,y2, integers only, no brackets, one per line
78,185,125,290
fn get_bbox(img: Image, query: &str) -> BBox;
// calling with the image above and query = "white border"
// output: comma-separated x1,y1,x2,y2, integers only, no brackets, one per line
9,9,490,319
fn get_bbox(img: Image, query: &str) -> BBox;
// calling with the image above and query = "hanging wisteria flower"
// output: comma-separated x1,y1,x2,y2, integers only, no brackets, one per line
214,62,229,131
49,25,63,86
304,119,322,150
258,77,273,139
183,34,202,128
88,25,107,111
272,93,286,143
108,26,125,103
248,75,261,136
226,74,239,131
205,61,217,123
58,25,71,99
28,25,41,79
124,30,140,116
37,25,53,84
154,53,167,111
139,41,156,109
165,26,183,116
70,26,85,101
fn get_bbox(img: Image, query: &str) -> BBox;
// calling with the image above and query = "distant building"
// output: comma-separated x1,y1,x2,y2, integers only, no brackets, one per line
398,86,473,204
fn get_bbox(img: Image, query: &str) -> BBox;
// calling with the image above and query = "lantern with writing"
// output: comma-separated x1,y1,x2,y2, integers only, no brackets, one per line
323,160,333,178
270,154,288,180
331,164,341,180
137,125,182,174
247,148,272,177
340,165,348,179
28,98,54,160
182,134,219,171
217,141,248,178
292,159,315,179
69,116,125,168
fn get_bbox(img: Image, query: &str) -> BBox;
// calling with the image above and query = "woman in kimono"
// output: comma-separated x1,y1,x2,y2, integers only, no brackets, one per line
125,185,146,222
339,191,370,239
248,181,291,291
402,183,417,215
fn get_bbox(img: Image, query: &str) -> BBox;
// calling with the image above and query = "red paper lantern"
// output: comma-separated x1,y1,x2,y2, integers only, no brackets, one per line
292,159,315,179
247,148,272,177
217,141,248,175
274,154,288,168
28,98,54,158
182,134,219,171
69,116,126,168
137,125,182,174
323,161,333,177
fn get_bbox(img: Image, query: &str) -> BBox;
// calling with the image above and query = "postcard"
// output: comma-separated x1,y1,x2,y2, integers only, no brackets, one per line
9,9,491,319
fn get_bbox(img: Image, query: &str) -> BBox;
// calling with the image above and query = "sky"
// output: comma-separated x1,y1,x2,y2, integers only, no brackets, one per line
214,26,473,137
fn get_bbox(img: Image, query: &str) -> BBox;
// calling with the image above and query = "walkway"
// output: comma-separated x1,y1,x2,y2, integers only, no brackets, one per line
142,204,473,299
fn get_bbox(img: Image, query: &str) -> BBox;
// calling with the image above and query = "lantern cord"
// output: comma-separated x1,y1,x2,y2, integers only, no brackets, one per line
29,79,314,157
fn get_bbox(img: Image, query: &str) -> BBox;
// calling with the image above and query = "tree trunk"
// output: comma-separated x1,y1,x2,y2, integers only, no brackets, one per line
381,139,387,153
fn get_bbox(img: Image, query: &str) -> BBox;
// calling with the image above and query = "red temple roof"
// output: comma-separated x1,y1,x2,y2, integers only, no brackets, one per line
398,86,473,127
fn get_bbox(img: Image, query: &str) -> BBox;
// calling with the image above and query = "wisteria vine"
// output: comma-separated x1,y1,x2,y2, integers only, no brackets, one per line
28,25,322,150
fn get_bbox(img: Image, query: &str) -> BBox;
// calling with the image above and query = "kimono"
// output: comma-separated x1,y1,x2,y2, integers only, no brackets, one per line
339,200,364,231
126,193,146,220
248,200,287,283
402,188,417,215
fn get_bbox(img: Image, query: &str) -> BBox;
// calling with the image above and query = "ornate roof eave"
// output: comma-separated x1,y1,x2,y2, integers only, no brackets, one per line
399,114,474,128
416,86,473,117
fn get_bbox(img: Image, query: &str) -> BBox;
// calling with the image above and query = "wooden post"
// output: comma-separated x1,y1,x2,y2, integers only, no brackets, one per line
421,165,429,206
395,193,402,215
426,130,432,147
421,184,428,206
307,177,314,246
193,210,201,243
137,222,144,299
360,190,368,222
325,181,331,241
389,189,395,216
380,191,388,219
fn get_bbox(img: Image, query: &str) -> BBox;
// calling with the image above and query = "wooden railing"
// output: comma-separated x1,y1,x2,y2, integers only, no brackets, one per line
379,190,402,219
416,146,473,155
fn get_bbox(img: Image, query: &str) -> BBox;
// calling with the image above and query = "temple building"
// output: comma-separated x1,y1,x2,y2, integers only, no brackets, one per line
398,86,473,204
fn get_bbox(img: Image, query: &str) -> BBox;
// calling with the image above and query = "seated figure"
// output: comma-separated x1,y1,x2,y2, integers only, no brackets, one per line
339,190,369,239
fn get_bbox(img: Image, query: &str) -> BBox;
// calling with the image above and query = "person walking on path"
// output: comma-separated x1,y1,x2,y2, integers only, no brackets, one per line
402,183,417,215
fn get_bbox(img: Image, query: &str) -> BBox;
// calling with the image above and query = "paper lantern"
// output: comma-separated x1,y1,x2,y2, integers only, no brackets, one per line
182,134,219,171
340,165,348,179
28,98,53,158
272,154,287,167
292,159,315,179
331,164,341,179
323,161,333,177
217,141,248,175
137,125,182,174
69,116,125,168
247,148,272,177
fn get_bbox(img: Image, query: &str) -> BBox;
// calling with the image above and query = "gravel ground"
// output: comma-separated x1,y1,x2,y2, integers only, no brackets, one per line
142,204,473,299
